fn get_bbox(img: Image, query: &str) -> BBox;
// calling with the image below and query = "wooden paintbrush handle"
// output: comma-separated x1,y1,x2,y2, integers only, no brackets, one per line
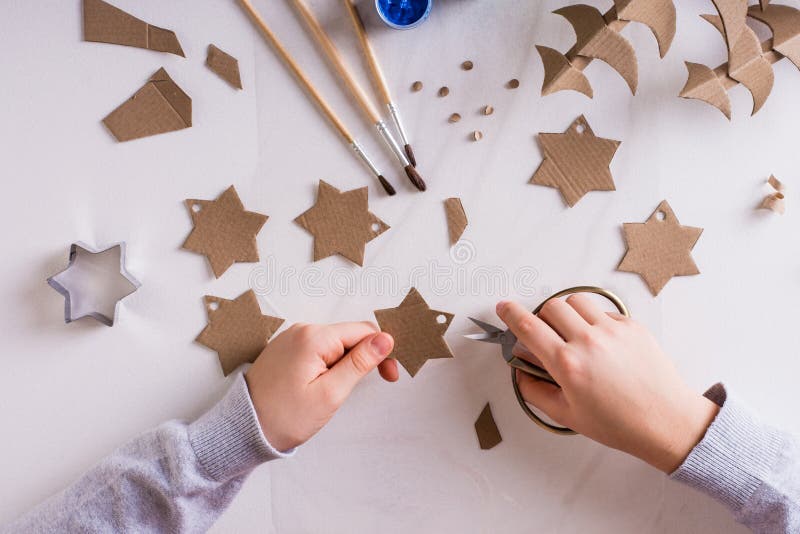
238,0,354,143
343,0,393,106
289,0,383,124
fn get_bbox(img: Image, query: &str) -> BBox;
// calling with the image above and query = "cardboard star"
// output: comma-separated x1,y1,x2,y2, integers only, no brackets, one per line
295,180,389,266
618,201,703,296
374,288,454,377
182,186,268,278
47,242,140,326
196,290,284,376
531,115,621,207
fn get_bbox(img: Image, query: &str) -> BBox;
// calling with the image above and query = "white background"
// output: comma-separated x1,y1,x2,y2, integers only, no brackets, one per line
1,1,799,532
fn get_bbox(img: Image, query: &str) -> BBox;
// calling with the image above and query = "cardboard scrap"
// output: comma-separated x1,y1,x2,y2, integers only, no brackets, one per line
759,175,786,214
475,403,502,450
47,242,140,327
531,115,620,207
444,198,468,245
618,201,703,296
103,68,192,142
710,0,748,54
679,3,800,118
182,186,268,278
82,0,184,57
295,180,389,266
196,290,284,376
206,44,243,90
374,288,454,378
536,0,676,97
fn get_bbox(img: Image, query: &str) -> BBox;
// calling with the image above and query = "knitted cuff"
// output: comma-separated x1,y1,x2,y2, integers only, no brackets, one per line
670,383,784,512
188,373,295,481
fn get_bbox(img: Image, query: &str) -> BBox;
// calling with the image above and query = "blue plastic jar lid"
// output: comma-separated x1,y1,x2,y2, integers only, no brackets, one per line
375,0,433,30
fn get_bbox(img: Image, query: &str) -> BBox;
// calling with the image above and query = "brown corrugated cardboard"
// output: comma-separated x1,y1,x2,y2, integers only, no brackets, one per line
759,175,786,214
206,44,243,90
444,198,468,245
475,403,502,450
182,186,268,278
196,290,284,376
295,180,389,266
618,201,703,296
710,0,748,54
679,62,733,120
536,1,676,97
82,0,184,57
530,115,620,208
748,5,800,69
374,288,454,378
103,68,191,142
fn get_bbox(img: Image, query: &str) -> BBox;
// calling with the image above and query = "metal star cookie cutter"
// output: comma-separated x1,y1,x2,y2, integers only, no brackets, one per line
47,242,141,326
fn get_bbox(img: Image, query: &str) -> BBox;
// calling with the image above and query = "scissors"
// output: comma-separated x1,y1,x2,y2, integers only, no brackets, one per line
466,286,630,436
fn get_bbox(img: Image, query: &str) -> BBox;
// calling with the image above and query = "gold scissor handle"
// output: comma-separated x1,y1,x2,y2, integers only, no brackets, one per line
513,286,630,436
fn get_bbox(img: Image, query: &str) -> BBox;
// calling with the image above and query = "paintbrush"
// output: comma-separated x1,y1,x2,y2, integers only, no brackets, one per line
237,0,396,196
343,0,418,167
287,0,426,192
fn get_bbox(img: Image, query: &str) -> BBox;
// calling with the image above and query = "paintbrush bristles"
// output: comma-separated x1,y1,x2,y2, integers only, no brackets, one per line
404,165,427,192
404,144,417,168
378,175,397,196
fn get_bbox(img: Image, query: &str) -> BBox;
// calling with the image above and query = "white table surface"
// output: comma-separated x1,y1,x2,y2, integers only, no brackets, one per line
2,1,798,532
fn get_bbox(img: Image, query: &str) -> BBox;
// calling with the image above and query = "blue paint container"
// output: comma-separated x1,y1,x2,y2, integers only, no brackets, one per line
375,0,433,30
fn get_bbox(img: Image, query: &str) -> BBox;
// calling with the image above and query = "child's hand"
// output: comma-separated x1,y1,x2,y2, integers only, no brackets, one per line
496,296,719,473
245,322,397,452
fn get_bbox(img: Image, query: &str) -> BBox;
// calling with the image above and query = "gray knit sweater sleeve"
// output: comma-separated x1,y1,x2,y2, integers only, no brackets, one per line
671,384,800,533
2,373,292,533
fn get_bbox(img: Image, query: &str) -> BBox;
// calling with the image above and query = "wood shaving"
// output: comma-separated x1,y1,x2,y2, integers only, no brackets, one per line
483,105,494,116
472,130,483,142
411,81,423,92
507,79,520,89
448,113,461,123
462,60,474,71
438,86,450,97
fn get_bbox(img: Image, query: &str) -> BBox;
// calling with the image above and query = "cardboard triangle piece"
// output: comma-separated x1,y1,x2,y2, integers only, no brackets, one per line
83,0,184,56
618,201,703,296
182,186,268,278
475,403,502,450
374,288,454,378
196,290,284,376
103,68,192,142
207,44,243,90
295,180,389,266
531,115,620,207
444,198,468,245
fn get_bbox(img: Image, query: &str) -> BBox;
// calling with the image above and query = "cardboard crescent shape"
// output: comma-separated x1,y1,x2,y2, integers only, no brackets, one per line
374,288,454,378
614,0,677,58
555,5,639,94
703,15,774,115
618,201,703,296
536,45,594,98
679,62,732,119
748,5,800,70
710,0,748,53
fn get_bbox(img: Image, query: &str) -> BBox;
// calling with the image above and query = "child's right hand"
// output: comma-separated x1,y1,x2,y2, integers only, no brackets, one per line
496,295,719,473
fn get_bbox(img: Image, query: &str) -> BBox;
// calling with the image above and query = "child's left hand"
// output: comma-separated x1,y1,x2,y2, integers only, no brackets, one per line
245,322,397,452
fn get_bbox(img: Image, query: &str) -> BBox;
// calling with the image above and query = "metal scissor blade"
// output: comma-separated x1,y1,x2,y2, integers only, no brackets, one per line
464,332,502,343
467,317,504,335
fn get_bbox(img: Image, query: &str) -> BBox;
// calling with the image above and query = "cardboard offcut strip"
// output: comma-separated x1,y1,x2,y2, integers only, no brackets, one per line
207,44,243,90
530,115,620,208
444,198,468,245
196,290,284,376
182,186,268,278
295,180,389,266
83,0,184,56
374,288,454,378
475,403,502,450
618,200,703,296
103,68,191,142
536,0,676,97
759,175,786,214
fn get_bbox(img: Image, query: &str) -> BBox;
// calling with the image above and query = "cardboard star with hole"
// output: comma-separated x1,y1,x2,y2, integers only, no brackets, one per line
182,186,268,278
531,115,621,207
295,180,389,266
374,288,454,377
196,290,284,376
618,201,703,296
